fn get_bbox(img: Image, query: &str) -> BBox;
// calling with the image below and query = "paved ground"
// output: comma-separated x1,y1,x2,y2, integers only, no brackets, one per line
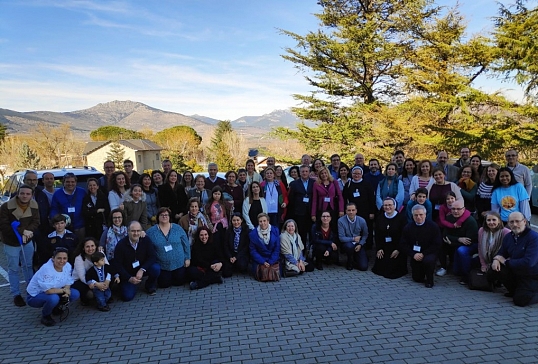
1,242,537,364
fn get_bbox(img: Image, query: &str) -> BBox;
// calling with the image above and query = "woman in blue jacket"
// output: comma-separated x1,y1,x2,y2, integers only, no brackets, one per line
249,213,280,278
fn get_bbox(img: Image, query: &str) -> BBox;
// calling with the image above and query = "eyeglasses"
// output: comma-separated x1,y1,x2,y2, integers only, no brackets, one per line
130,229,142,233
506,154,517,157
160,214,170,217
508,219,525,224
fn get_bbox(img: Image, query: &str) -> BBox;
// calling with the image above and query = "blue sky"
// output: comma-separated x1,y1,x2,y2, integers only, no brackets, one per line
0,0,531,120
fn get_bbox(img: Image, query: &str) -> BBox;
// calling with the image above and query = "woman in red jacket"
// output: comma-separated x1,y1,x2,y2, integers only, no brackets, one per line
311,166,344,229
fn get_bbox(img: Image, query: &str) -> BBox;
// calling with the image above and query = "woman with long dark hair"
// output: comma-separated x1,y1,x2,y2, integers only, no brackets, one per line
158,169,188,223
491,167,530,223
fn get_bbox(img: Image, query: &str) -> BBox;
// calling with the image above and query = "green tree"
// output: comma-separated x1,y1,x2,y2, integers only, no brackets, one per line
152,126,202,161
0,123,6,144
18,143,41,169
208,121,238,170
277,0,534,163
494,1,538,100
106,142,126,170
90,126,143,141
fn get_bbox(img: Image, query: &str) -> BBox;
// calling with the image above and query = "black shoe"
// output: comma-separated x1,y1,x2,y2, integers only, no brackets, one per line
217,277,224,284
504,292,514,298
316,263,324,271
41,315,56,327
346,262,353,270
425,282,433,288
52,306,64,316
98,305,111,312
147,288,157,296
14,295,26,307
189,282,198,290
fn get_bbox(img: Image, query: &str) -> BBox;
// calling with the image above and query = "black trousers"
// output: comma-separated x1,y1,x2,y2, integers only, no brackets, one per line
487,266,538,307
410,253,437,284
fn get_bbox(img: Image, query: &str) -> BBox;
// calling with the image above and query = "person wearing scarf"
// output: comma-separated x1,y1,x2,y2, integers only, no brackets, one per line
478,211,510,272
179,198,213,245
248,213,280,278
99,209,128,262
222,213,250,277
280,219,309,276
375,163,404,211
457,165,479,213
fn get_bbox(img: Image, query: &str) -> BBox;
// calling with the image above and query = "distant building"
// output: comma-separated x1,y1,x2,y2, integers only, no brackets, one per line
83,139,163,173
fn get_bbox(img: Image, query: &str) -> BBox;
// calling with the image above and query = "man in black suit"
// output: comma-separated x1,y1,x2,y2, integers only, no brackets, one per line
288,165,315,253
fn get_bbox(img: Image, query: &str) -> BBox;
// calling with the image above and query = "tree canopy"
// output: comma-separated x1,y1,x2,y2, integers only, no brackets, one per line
90,126,143,141
277,0,538,164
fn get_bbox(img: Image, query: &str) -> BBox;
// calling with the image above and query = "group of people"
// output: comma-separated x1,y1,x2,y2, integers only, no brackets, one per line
2,148,538,327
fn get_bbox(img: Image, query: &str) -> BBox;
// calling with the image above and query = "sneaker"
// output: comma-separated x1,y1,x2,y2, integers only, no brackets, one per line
41,315,56,327
147,289,157,296
435,268,447,276
459,280,467,285
189,282,198,290
14,295,26,307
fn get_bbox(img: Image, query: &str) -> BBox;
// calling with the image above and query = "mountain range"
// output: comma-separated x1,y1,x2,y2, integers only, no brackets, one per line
0,100,307,140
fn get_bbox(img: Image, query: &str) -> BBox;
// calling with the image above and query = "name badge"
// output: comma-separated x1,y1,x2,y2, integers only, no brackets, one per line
385,237,392,243
132,260,140,268
353,191,360,197
68,207,75,213
434,204,441,210
413,245,421,252
303,197,310,203
324,197,331,203
164,245,173,252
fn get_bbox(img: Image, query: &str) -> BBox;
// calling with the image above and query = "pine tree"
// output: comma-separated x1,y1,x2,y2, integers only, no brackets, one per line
208,121,238,170
106,142,126,170
18,143,41,169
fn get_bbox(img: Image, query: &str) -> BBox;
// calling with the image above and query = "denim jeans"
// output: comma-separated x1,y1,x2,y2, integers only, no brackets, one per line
92,287,112,308
27,289,80,316
453,243,478,277
3,243,34,296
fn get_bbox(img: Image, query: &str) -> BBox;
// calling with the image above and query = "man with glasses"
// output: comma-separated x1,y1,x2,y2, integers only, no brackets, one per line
0,184,40,307
488,212,538,307
113,221,160,301
453,147,471,168
505,149,532,197
123,159,140,185
328,154,341,180
436,200,478,280
288,165,315,251
50,173,86,242
99,160,115,194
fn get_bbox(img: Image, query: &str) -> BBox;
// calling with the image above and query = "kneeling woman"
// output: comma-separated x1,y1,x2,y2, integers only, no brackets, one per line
222,213,250,277
249,213,281,279
27,247,80,326
311,212,339,269
147,208,191,288
372,197,407,279
280,219,313,276
188,227,224,290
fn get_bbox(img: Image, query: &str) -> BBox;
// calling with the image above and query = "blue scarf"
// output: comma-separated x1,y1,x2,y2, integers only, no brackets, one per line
233,227,242,252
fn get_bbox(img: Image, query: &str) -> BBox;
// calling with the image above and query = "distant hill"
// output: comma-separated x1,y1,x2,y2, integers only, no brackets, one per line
0,101,308,140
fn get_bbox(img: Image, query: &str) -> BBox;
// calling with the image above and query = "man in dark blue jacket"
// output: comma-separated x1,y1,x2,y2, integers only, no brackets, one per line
114,221,160,301
489,212,538,307
287,165,315,252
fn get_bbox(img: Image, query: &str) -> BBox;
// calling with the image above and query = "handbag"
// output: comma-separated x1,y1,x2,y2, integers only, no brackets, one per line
467,268,492,291
256,262,280,282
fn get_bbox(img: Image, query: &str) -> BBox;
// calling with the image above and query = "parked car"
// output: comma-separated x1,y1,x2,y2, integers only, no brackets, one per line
0,167,104,206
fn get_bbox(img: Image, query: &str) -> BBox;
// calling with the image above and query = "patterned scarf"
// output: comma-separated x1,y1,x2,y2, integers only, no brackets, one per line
233,227,242,252
105,225,127,260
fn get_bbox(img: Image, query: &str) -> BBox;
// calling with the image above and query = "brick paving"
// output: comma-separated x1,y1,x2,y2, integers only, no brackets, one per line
1,243,538,364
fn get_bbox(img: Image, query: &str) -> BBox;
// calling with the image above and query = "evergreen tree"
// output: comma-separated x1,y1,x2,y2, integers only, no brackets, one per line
90,126,143,141
106,142,126,170
18,143,41,169
208,121,237,170
0,123,6,144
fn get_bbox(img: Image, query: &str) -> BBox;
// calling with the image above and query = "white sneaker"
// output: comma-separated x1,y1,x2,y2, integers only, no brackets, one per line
436,268,447,276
